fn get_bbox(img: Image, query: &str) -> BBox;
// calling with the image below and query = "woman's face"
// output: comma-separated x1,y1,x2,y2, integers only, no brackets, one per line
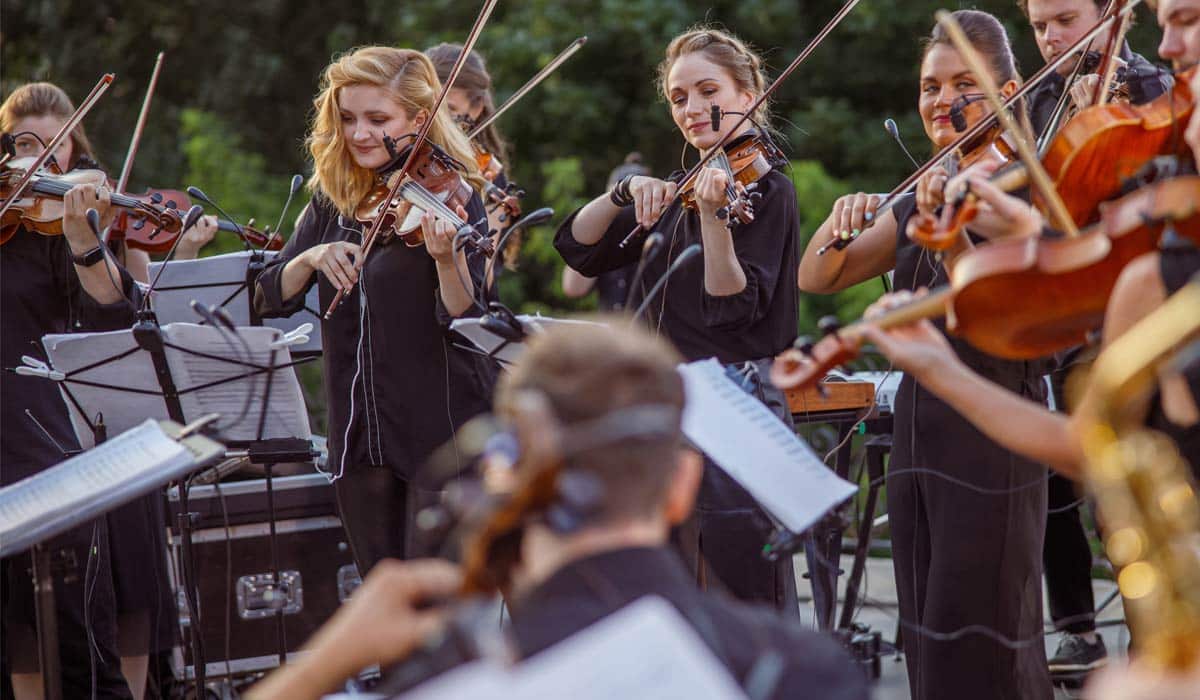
444,87,483,127
666,52,755,151
339,84,425,170
10,114,75,170
918,44,1019,150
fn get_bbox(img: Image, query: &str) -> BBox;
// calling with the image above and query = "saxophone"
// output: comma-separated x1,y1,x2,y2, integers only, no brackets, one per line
1078,277,1200,671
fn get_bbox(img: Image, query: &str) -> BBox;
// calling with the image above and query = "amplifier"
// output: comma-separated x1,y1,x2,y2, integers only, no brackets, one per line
166,472,361,679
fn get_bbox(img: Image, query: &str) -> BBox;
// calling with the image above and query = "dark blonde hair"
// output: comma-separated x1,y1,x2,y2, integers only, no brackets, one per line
657,27,771,128
425,43,509,166
0,82,96,169
497,318,685,522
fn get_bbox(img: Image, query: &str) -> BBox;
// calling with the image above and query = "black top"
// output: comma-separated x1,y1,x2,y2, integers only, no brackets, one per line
554,136,799,363
889,194,1052,472
1028,44,1172,136
380,546,868,698
1146,242,1200,478
595,265,637,312
254,191,495,482
1,227,140,486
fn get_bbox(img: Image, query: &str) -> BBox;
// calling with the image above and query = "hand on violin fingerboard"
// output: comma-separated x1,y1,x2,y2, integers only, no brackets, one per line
174,214,218,260
422,205,468,264
61,182,114,253
628,175,677,229
914,165,949,219
691,166,731,218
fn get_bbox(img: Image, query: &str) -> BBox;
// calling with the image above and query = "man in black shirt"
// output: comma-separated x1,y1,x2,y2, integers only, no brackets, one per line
247,321,868,700
1018,0,1173,680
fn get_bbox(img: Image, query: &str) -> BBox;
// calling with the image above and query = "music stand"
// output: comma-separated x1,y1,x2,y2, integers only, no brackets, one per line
27,312,315,691
148,250,323,355
449,313,602,365
0,418,224,700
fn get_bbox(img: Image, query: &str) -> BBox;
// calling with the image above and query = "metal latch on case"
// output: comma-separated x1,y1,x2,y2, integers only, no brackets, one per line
236,570,303,619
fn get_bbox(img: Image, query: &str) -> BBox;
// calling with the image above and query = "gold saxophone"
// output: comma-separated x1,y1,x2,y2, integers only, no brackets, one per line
1077,277,1200,671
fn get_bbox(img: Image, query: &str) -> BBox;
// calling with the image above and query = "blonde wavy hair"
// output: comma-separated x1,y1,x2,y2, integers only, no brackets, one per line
307,46,484,216
0,82,96,169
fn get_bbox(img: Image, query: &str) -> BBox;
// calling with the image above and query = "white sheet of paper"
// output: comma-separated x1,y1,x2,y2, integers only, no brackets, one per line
397,596,747,700
678,358,858,534
449,315,601,364
42,323,310,449
148,250,322,354
0,420,190,553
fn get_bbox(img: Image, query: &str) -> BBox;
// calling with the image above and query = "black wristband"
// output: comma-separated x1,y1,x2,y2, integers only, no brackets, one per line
70,245,107,267
609,174,635,207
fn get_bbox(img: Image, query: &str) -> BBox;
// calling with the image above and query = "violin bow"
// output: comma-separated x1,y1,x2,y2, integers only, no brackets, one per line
1037,0,1121,153
619,0,864,248
936,10,1080,237
467,36,588,141
325,0,500,319
105,52,166,243
817,0,1142,255
0,73,114,220
1091,0,1131,108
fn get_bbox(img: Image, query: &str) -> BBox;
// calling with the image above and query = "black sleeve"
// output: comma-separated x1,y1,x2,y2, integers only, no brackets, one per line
1125,53,1173,105
699,172,798,332
552,201,643,277
68,253,140,332
434,191,489,325
254,197,328,319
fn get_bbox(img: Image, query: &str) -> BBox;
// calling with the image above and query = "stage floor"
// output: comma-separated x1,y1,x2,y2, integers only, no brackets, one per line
794,553,1126,699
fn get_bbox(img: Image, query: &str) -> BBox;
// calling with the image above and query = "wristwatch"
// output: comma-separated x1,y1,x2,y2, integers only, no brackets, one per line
70,245,106,267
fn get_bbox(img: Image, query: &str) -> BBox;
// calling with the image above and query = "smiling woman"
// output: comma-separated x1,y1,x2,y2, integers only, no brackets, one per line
554,26,804,615
254,46,497,578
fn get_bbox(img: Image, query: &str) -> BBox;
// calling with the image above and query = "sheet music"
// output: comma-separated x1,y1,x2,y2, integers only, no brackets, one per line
0,420,193,556
678,359,858,534
42,323,310,449
397,597,746,700
148,250,322,354
449,314,602,364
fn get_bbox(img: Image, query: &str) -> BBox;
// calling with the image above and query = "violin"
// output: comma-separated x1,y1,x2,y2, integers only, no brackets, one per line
109,187,280,253
474,149,523,223
771,174,1200,391
678,132,781,228
356,139,494,255
1,157,183,245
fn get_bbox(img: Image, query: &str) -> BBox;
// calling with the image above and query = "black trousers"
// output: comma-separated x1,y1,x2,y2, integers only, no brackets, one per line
334,466,441,576
1043,471,1097,634
1,521,133,699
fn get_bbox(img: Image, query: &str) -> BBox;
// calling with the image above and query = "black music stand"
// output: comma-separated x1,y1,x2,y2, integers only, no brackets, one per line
28,311,315,693
0,418,225,700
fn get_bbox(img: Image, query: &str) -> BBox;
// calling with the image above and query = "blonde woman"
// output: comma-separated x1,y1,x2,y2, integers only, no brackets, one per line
255,46,495,575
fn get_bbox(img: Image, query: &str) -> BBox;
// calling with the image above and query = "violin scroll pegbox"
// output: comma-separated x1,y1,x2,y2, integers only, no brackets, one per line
769,319,862,394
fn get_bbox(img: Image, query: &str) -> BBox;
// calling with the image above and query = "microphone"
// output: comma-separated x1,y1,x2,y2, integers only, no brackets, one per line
710,104,722,132
948,95,987,133
480,301,525,342
623,232,664,310
186,186,250,251
85,208,104,244
189,299,222,327
883,118,921,170
140,204,204,314
631,244,701,322
265,174,305,252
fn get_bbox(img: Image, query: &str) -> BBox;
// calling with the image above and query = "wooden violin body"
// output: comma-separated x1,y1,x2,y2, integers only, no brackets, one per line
1,158,183,245
111,187,280,253
358,141,476,248
679,133,779,227
772,176,1200,391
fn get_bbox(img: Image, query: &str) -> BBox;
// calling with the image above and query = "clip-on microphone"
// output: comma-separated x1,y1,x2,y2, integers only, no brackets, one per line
949,94,988,133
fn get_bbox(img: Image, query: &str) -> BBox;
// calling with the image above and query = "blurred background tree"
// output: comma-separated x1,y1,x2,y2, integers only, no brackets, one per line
4,0,1168,328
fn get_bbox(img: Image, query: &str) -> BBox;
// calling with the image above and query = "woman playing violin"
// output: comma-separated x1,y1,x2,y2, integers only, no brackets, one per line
1,82,156,700
425,43,521,267
797,11,1054,700
554,27,802,612
254,46,495,576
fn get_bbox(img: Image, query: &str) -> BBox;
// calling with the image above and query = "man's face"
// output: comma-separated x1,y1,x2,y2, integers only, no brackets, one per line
1157,0,1200,69
1027,0,1106,74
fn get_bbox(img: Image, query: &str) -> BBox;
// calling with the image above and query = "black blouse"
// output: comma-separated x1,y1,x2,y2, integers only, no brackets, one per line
254,191,495,482
1,227,140,485
1147,242,1200,478
554,141,799,363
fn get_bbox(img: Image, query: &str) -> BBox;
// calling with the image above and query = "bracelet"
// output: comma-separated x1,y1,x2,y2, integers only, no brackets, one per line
609,174,635,207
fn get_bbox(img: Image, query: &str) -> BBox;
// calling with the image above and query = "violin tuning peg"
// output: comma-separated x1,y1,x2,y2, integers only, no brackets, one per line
749,192,763,204
715,206,729,220
150,192,163,204
793,335,815,355
248,218,257,227
817,315,842,337
164,200,177,209
132,219,146,231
